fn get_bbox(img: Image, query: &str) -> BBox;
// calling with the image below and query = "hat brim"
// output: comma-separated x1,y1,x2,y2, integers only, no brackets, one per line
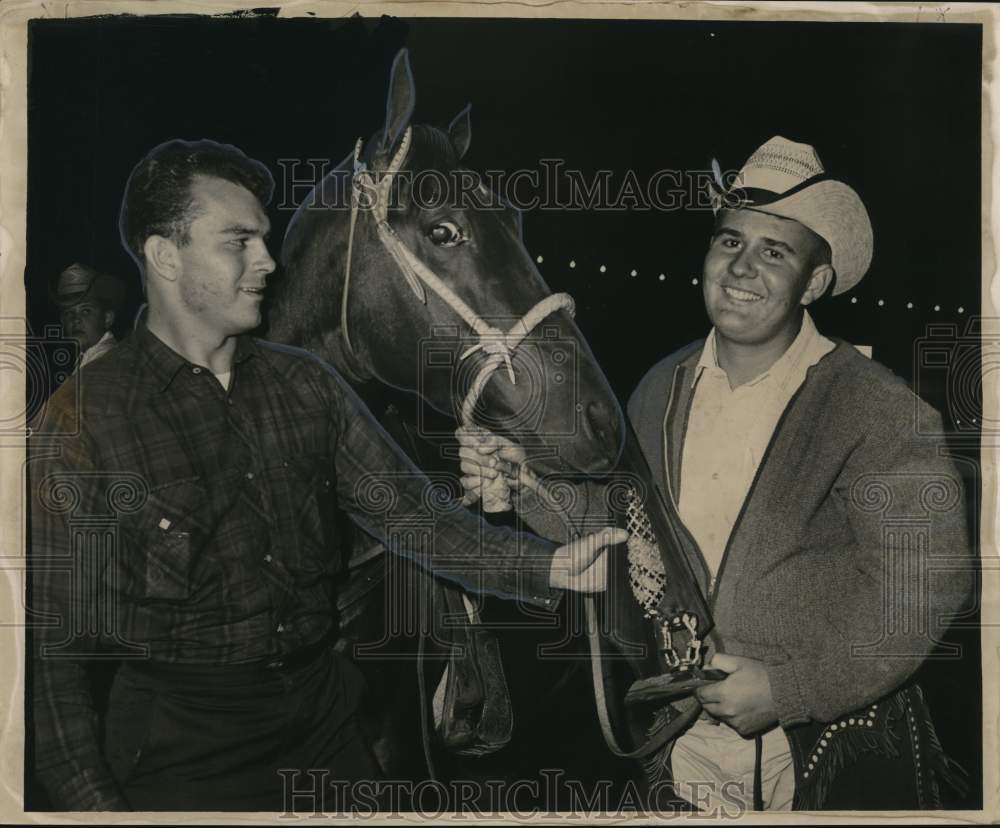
744,180,873,295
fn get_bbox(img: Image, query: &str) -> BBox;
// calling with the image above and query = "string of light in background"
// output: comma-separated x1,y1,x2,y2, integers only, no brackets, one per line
532,255,968,314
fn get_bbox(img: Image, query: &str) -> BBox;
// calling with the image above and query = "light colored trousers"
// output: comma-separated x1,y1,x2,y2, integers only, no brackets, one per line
671,717,795,814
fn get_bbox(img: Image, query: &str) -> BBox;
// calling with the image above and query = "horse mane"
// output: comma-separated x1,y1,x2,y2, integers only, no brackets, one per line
404,123,459,171
265,155,353,354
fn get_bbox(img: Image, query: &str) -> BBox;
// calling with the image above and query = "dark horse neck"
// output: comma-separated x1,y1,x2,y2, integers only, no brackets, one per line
318,327,371,385
266,164,373,384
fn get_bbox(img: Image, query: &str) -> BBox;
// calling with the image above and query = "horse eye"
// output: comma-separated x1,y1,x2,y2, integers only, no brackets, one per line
427,221,465,247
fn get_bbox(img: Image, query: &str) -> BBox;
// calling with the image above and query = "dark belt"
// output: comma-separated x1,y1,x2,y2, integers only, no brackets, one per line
125,638,331,680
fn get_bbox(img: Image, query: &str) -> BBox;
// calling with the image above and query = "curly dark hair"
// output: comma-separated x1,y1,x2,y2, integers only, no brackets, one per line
118,139,274,267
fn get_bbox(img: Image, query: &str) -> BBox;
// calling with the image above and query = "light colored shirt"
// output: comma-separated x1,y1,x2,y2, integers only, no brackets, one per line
78,331,117,369
677,311,835,582
672,310,835,812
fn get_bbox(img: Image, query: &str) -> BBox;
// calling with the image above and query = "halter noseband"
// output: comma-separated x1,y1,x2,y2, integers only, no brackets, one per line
341,128,577,428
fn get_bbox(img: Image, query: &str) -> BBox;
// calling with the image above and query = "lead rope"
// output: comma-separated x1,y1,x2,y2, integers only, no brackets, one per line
340,139,365,356
511,470,686,761
491,472,685,761
494,470,646,759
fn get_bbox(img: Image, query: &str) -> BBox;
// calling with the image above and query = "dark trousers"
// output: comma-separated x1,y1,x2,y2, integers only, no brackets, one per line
104,648,381,812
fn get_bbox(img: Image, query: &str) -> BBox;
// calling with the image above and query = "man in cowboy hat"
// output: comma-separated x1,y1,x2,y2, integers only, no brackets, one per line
457,136,972,811
54,263,127,368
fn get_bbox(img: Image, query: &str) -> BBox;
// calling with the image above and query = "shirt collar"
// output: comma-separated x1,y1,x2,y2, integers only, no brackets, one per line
694,329,723,383
692,310,824,390
80,329,115,354
134,320,260,392
93,330,115,349
77,330,117,369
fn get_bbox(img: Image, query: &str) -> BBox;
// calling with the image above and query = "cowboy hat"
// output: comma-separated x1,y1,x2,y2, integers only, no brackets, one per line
53,263,127,312
709,136,874,295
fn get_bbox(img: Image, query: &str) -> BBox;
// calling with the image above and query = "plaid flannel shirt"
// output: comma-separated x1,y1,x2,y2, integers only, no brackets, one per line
28,322,560,810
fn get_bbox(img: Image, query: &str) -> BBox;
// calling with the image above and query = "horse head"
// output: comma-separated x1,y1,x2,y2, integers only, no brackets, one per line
272,50,623,476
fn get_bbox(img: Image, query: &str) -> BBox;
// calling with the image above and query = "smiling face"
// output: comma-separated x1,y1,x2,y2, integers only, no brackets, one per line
168,174,276,339
703,209,832,352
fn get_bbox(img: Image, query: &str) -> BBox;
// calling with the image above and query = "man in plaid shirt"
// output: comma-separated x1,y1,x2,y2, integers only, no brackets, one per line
27,139,625,812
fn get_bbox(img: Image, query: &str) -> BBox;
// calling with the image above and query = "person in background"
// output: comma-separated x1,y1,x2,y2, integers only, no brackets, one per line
54,263,127,369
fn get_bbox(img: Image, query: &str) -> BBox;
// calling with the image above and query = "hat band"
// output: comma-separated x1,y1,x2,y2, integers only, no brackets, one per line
723,173,831,209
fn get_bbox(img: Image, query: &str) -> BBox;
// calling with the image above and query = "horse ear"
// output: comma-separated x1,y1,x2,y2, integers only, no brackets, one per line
381,49,416,153
448,104,472,159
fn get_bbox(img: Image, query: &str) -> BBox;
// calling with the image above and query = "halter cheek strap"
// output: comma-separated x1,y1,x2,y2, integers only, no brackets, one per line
341,129,576,428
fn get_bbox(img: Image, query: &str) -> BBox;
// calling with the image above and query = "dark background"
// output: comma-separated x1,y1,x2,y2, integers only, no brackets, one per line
25,13,983,809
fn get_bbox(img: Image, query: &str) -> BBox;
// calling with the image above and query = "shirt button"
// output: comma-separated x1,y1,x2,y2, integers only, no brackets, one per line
245,471,254,480
263,554,273,564
227,398,234,406
191,367,202,374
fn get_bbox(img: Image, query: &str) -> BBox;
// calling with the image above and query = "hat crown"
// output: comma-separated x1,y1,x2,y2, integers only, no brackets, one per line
53,263,126,311
736,135,825,194
57,263,98,297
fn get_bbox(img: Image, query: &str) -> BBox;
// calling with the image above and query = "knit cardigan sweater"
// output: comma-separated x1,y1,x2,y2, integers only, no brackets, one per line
625,339,972,727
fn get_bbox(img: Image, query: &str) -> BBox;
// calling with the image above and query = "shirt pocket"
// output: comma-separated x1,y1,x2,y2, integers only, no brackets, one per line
118,478,210,603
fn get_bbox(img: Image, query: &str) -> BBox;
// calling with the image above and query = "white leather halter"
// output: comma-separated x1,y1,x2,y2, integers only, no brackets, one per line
341,128,576,426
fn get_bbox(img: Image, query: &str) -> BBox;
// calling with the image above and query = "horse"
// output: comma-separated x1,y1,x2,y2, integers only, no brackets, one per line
267,49,634,790
271,54,621,474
